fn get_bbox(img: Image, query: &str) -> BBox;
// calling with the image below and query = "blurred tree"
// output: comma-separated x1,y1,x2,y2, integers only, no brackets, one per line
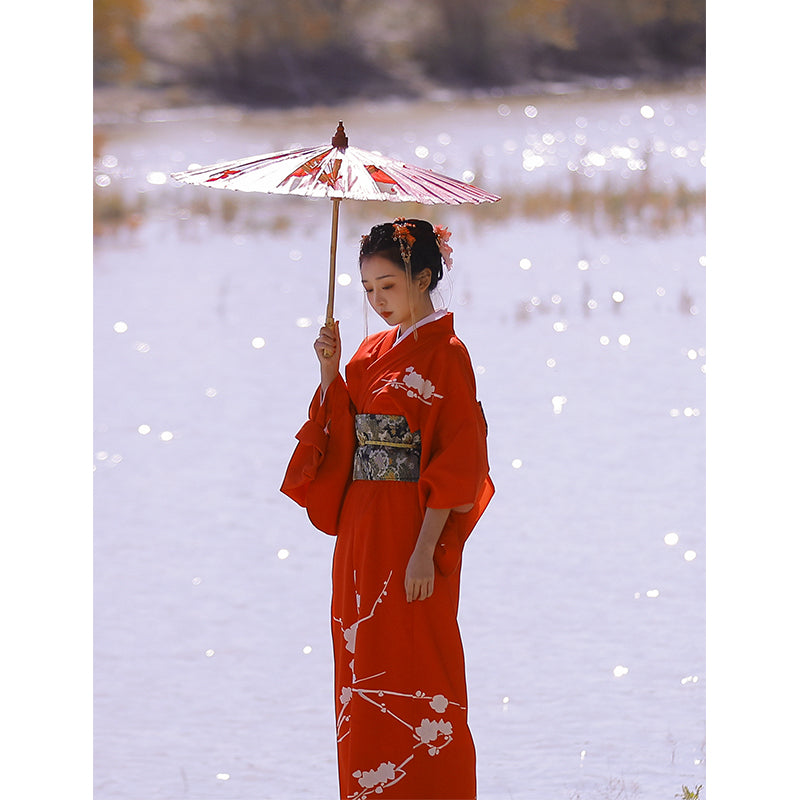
505,0,577,51
95,0,704,102
414,0,579,87
170,0,406,106
561,0,705,75
412,0,510,87
94,0,146,84
500,0,579,80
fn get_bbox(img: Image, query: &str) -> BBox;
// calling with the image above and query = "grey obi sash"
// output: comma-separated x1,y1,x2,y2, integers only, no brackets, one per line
353,414,421,482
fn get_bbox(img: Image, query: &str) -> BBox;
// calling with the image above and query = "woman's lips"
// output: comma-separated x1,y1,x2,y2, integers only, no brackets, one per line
380,311,392,319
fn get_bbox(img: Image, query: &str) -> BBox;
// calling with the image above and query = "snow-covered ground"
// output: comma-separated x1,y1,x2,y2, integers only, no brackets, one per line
94,81,705,799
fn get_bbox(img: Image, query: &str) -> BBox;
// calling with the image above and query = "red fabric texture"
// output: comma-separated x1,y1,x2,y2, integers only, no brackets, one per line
281,314,493,800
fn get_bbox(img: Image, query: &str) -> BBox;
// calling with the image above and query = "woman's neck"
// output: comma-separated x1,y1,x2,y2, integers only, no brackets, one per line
399,297,435,336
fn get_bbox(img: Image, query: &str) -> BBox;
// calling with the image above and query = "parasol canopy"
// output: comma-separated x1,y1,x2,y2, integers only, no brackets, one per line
171,122,500,331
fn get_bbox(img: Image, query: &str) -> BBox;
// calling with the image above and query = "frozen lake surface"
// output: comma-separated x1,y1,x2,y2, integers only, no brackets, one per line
94,80,705,799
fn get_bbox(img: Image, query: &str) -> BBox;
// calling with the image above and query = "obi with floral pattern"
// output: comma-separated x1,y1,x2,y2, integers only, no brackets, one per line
352,414,421,482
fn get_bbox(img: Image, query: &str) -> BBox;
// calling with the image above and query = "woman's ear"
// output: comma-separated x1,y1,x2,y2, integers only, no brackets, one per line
416,268,432,293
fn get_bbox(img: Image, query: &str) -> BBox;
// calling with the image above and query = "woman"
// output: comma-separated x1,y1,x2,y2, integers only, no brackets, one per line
281,218,493,800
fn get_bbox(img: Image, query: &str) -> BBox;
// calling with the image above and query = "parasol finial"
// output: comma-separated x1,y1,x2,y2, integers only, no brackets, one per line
331,121,348,149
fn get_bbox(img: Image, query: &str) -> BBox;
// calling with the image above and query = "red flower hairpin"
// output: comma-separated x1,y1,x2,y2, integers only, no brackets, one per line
433,224,454,271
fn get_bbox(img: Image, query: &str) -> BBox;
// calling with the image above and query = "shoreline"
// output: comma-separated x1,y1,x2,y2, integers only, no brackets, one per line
93,70,705,125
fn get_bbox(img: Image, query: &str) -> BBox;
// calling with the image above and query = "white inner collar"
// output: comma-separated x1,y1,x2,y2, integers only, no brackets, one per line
393,308,448,346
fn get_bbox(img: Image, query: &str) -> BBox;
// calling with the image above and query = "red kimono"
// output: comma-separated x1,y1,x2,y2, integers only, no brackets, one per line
281,313,494,800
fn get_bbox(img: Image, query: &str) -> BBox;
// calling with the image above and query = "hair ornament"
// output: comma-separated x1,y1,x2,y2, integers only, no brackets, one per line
391,218,416,268
433,224,454,271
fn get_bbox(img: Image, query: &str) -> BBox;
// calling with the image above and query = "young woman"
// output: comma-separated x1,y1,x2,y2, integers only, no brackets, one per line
281,218,493,800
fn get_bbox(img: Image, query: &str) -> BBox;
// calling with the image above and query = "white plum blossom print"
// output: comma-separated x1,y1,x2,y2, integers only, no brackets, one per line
336,572,392,657
415,717,453,745
353,761,397,790
343,623,358,653
402,367,440,401
429,694,449,713
375,366,443,405
337,572,464,798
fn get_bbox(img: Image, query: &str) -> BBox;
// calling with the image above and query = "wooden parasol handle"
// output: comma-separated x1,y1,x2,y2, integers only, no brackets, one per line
323,197,342,357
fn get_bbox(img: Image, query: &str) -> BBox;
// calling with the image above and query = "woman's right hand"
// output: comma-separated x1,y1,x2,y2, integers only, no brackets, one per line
314,321,341,393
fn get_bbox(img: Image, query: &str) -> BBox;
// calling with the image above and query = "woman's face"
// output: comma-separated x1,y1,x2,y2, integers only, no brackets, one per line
360,255,431,334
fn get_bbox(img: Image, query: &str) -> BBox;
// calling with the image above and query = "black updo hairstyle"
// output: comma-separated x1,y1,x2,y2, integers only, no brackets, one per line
359,219,444,291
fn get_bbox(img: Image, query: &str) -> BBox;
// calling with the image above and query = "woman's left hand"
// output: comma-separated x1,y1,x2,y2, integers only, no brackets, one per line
405,547,435,602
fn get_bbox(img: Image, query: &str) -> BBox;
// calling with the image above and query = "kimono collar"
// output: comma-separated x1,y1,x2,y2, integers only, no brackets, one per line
394,308,449,347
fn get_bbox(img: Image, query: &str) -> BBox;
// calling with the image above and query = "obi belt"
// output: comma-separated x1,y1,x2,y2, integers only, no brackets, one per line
353,414,421,482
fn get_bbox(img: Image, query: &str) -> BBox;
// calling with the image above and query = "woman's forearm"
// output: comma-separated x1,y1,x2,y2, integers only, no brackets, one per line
413,507,451,555
405,507,448,602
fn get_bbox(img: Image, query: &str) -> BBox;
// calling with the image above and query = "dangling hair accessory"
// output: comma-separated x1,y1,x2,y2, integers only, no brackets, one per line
391,218,420,340
433,224,454,271
391,218,416,270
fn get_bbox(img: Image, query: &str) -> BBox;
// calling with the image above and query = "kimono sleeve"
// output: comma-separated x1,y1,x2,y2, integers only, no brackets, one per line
280,374,356,536
418,340,494,574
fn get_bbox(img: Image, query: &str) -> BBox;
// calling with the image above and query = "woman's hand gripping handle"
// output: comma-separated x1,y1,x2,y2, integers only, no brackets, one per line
314,320,341,396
